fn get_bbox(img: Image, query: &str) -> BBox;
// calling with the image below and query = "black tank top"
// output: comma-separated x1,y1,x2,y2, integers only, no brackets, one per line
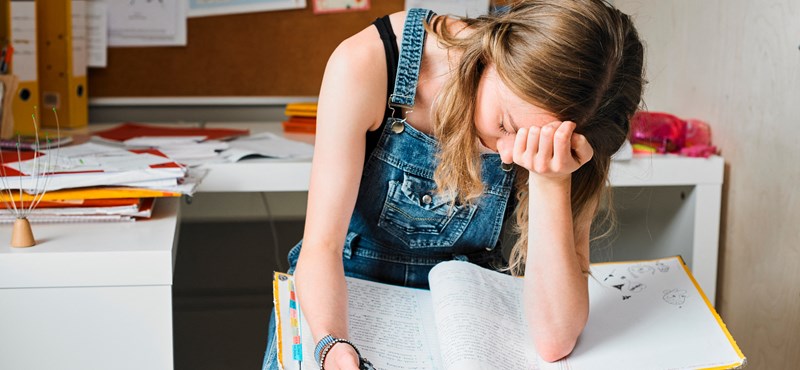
365,15,401,160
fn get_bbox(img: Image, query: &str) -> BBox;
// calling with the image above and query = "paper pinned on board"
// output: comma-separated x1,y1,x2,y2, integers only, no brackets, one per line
188,0,307,18
108,0,188,47
405,0,490,17
87,0,108,67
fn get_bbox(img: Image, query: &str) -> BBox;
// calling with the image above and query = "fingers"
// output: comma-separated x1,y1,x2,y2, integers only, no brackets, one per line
507,120,593,176
512,127,529,164
536,122,557,170
552,121,576,167
496,137,514,165
552,121,574,159
525,126,539,158
571,132,594,165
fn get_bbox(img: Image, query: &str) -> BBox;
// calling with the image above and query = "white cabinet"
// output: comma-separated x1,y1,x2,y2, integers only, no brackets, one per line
0,198,180,370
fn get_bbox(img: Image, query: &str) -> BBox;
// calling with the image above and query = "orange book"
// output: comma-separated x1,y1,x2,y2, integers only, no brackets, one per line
11,198,141,209
285,116,316,125
282,121,316,134
0,186,181,203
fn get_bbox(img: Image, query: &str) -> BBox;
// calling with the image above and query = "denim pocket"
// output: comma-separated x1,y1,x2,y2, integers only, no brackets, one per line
378,172,476,248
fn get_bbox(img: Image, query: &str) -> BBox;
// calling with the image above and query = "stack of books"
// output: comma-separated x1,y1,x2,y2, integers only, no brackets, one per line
282,102,317,134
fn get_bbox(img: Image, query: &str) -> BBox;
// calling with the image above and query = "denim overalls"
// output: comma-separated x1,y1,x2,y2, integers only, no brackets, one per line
263,9,516,369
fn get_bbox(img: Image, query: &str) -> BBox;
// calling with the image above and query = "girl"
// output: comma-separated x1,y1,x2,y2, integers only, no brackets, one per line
264,1,644,369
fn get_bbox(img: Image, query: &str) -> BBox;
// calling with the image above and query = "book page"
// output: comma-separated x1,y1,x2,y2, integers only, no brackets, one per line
288,277,443,370
428,261,537,370
344,277,443,369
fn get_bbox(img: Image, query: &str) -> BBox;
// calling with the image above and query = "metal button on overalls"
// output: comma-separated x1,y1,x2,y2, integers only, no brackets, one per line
421,194,432,205
391,120,405,133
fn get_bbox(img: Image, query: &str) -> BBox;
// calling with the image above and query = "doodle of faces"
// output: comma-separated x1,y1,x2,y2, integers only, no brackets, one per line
628,264,656,278
663,289,688,306
603,271,647,301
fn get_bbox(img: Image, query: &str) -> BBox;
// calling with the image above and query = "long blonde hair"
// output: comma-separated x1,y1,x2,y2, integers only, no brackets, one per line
427,0,645,275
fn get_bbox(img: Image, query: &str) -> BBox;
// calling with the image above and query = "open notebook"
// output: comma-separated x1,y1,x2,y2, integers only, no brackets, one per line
274,256,745,370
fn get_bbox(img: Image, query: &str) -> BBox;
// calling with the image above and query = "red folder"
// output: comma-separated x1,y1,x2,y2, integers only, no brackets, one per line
93,123,249,142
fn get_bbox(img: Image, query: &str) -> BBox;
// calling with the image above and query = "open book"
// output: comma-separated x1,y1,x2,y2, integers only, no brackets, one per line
273,256,745,370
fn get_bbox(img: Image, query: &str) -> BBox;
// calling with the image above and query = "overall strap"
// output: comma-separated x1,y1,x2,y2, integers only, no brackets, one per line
389,8,435,110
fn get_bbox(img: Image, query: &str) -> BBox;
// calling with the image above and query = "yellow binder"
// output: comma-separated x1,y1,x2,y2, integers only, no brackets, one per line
0,0,40,138
36,0,87,129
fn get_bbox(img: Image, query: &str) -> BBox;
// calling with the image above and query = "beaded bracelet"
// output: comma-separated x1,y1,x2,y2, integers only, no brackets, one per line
318,337,361,370
314,334,337,365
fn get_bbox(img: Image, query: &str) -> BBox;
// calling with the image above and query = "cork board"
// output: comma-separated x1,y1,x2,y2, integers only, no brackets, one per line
88,1,404,98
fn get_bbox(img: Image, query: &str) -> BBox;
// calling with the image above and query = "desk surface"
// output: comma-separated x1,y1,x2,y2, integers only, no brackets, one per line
0,198,179,289
195,122,725,192
0,123,725,290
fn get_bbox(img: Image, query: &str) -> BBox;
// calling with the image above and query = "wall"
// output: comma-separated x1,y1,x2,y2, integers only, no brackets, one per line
615,1,800,368
88,1,405,97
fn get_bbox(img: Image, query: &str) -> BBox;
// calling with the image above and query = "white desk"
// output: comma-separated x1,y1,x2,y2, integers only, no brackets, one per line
0,122,724,369
197,122,314,192
608,155,724,302
0,198,180,370
199,122,725,302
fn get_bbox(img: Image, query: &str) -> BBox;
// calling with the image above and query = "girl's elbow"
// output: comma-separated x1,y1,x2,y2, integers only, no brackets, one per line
535,337,578,363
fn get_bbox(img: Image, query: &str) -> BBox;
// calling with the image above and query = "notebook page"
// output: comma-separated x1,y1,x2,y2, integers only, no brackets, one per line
543,257,744,370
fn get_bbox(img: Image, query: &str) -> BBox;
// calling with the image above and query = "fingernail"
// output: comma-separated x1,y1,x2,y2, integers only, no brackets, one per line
501,162,514,172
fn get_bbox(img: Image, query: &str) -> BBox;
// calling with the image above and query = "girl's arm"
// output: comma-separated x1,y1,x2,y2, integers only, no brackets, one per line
293,23,390,370
502,121,595,362
524,170,594,362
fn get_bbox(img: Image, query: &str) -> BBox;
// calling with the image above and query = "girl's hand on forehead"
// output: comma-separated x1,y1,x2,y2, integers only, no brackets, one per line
501,120,594,181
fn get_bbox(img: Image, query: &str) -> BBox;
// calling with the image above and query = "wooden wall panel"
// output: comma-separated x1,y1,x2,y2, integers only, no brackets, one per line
615,1,800,369
88,2,404,97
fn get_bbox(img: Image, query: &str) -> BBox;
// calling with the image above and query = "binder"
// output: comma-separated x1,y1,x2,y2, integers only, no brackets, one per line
36,0,87,129
0,74,19,138
0,0,40,138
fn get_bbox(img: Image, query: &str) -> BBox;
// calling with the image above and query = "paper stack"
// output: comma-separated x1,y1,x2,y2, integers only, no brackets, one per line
0,198,155,223
94,122,312,165
92,122,249,165
282,102,317,134
219,132,314,163
0,141,195,223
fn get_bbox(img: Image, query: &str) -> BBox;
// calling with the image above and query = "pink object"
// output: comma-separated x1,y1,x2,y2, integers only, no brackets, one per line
629,112,686,153
629,112,717,157
680,145,717,158
684,119,712,147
